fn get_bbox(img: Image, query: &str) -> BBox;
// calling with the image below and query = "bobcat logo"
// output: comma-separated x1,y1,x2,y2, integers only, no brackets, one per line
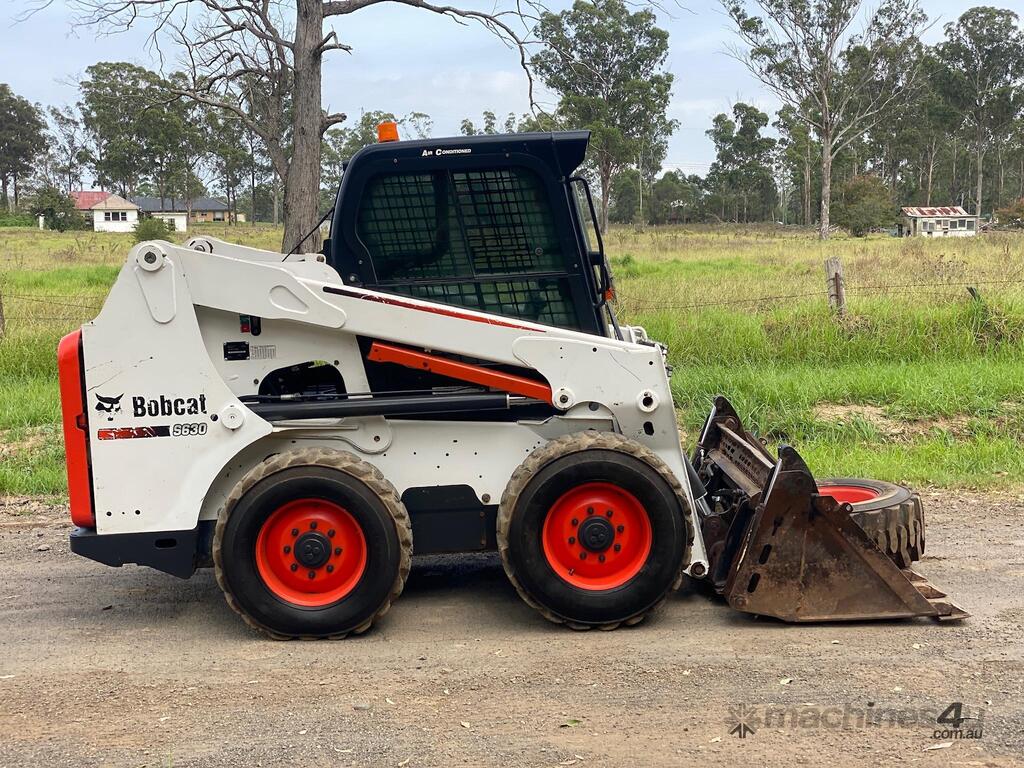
94,393,124,421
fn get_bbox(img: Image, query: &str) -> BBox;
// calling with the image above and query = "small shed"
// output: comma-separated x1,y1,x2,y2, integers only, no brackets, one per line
898,206,978,238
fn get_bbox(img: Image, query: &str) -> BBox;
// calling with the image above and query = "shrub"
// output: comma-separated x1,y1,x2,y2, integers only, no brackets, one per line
0,212,34,227
995,198,1024,228
832,175,895,237
133,216,173,243
28,187,86,232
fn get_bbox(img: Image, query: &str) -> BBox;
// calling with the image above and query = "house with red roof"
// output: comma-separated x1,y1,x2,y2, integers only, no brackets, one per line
897,206,978,238
70,191,140,233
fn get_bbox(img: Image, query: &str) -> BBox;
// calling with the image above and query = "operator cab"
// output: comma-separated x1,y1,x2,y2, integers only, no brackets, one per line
326,128,617,338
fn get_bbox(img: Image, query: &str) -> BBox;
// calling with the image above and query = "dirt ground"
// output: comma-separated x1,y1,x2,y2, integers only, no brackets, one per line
0,490,1022,768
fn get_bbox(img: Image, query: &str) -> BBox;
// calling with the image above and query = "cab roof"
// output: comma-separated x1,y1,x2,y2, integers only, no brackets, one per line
346,130,591,178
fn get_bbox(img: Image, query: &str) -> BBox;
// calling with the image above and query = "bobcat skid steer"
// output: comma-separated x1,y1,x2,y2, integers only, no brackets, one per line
57,127,965,638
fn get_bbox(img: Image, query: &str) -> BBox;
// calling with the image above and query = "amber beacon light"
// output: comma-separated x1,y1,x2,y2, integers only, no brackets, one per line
377,121,400,142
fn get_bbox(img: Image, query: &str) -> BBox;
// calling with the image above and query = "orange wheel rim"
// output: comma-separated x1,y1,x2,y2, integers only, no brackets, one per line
818,484,879,504
541,482,652,590
255,498,367,607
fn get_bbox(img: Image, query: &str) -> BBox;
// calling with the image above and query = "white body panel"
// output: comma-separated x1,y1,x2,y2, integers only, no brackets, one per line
78,238,708,572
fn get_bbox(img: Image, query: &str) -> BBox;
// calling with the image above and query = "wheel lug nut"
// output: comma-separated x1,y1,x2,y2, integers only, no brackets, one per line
616,525,624,533
571,518,579,527
606,510,613,518
310,521,317,530
614,544,621,552
579,552,587,560
587,507,593,514
290,563,298,572
291,528,299,537
328,529,335,538
308,570,316,579
568,536,576,545
283,545,291,554
327,564,334,573
334,547,342,556
599,554,606,563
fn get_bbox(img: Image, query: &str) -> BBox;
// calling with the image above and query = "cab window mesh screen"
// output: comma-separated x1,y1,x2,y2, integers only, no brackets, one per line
356,172,471,280
452,168,563,274
355,165,580,329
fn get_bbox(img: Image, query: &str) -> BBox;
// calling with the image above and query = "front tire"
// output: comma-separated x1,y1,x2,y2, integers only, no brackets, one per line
213,448,412,639
817,477,924,568
498,432,693,630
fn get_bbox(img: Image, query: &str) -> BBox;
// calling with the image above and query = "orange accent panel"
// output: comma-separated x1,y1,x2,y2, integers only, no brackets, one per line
57,331,95,527
368,342,553,403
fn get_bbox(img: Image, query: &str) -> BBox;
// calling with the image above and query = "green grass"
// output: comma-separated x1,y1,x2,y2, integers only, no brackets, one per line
1,222,1023,495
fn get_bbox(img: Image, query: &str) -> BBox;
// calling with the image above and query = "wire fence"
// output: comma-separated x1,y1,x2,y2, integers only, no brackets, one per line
2,264,1024,332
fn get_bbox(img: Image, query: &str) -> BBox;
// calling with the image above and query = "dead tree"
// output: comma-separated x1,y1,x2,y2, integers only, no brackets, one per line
38,0,540,253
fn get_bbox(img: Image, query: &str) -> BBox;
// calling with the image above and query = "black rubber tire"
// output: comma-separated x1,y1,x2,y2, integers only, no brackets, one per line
498,432,693,630
817,477,925,569
213,448,412,640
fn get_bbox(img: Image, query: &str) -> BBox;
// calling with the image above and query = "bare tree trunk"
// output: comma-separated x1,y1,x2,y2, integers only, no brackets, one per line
12,175,19,210
0,176,7,212
803,142,811,226
281,0,326,252
995,145,1003,207
925,139,936,205
975,130,985,218
819,132,833,239
950,137,958,202
598,160,611,233
273,171,280,226
250,139,257,227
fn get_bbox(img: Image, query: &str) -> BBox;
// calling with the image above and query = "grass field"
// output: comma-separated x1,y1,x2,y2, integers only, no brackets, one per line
2,223,1023,495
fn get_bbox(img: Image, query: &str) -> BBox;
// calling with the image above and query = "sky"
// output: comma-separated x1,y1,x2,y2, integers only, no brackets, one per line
0,0,987,172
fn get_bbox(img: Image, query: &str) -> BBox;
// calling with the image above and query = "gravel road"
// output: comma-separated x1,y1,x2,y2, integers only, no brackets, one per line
1,490,1022,767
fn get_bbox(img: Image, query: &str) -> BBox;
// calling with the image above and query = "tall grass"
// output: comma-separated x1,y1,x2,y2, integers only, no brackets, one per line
1,223,1022,494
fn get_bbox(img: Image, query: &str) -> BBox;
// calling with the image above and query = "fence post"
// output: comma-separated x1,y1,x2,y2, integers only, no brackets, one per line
0,286,5,339
825,257,846,316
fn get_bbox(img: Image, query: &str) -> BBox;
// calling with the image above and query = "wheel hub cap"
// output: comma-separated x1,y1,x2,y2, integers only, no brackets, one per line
295,532,331,568
578,516,614,552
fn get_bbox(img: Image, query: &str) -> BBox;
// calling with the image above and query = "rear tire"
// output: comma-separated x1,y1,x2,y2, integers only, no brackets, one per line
817,477,924,569
213,448,412,639
498,432,693,630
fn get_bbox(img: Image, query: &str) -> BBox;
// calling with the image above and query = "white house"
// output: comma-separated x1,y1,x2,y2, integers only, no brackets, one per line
71,191,140,233
898,206,978,238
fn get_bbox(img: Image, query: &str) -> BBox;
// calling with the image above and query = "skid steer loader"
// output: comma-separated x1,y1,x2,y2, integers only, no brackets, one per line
57,127,965,638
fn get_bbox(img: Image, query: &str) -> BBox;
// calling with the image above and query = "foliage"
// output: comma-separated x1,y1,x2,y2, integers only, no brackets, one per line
832,175,895,236
936,7,1024,216
133,216,174,243
722,0,928,237
705,103,777,222
532,0,676,231
28,186,85,231
996,198,1024,228
0,84,46,209
0,212,35,227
